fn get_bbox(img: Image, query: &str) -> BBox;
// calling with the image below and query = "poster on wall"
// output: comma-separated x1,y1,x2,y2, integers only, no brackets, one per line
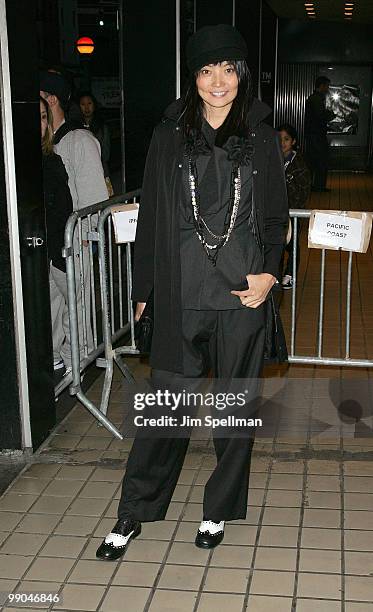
326,85,360,134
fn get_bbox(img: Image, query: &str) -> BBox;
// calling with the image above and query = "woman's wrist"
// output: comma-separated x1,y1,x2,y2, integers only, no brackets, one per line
261,273,277,287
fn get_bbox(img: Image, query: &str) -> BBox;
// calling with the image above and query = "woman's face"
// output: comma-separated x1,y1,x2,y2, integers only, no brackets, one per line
196,62,238,114
80,96,94,119
279,130,296,156
40,100,48,140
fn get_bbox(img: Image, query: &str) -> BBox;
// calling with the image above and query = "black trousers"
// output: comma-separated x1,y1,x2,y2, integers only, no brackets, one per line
118,308,265,523
306,134,329,190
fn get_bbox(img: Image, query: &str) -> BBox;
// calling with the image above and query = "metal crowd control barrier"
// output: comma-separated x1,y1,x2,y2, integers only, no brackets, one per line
58,203,373,441
58,189,141,439
288,209,373,368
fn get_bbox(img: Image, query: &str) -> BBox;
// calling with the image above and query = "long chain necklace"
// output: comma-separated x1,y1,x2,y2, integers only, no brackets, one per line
188,159,241,264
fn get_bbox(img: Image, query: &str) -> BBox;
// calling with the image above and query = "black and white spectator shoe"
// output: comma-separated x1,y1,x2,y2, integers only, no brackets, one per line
53,359,65,371
195,520,225,549
96,518,141,561
282,275,293,290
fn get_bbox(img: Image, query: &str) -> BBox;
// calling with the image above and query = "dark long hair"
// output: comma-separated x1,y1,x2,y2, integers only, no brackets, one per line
78,91,105,136
277,123,299,150
181,60,253,147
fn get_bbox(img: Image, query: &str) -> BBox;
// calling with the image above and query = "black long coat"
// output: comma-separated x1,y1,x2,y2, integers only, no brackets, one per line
285,151,311,209
132,98,289,374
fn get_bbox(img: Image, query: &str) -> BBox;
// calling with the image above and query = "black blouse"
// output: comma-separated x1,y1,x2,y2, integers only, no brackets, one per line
180,121,262,310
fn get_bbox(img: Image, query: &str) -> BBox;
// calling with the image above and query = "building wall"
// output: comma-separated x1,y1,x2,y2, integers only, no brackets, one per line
122,0,177,189
275,63,319,148
277,19,373,170
0,120,22,449
3,0,55,450
279,19,373,65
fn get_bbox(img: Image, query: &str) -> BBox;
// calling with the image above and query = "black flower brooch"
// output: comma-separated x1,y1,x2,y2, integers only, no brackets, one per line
223,136,255,167
184,130,211,160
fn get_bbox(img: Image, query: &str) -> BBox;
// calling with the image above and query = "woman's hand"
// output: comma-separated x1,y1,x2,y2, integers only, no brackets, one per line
231,273,276,308
135,302,146,322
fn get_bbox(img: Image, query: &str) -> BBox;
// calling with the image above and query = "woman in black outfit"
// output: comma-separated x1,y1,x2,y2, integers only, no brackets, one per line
96,24,288,561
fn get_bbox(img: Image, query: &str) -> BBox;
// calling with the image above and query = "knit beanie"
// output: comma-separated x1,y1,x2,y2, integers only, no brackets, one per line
186,24,247,73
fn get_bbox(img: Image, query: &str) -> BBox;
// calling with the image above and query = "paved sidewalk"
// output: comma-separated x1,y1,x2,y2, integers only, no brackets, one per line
1,364,373,611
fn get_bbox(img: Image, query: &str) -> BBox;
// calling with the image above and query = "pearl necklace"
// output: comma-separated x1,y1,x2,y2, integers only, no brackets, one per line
188,159,241,252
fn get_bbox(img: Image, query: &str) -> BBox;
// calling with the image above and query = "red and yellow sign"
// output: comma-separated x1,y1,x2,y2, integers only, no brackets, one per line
76,37,94,55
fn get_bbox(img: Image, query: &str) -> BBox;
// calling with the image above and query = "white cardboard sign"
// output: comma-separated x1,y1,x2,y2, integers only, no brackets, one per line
111,203,139,243
308,210,372,253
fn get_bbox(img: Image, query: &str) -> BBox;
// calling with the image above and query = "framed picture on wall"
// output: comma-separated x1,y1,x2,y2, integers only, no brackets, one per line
326,85,360,135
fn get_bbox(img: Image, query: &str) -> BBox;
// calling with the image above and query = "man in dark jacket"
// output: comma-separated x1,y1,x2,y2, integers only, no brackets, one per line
305,76,334,192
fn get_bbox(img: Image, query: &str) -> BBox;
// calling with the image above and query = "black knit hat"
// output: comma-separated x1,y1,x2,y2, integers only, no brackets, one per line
39,71,71,105
186,24,247,73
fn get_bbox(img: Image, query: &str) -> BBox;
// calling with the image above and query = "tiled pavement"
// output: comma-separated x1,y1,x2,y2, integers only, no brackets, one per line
1,175,373,611
1,366,373,612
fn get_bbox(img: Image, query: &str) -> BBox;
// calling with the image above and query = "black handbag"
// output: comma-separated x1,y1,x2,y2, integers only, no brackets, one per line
251,194,288,364
263,292,288,363
134,291,154,355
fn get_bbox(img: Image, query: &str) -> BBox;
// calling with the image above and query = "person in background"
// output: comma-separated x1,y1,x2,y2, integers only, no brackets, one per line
40,96,73,381
40,71,108,376
304,76,334,192
277,123,311,290
79,91,113,196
